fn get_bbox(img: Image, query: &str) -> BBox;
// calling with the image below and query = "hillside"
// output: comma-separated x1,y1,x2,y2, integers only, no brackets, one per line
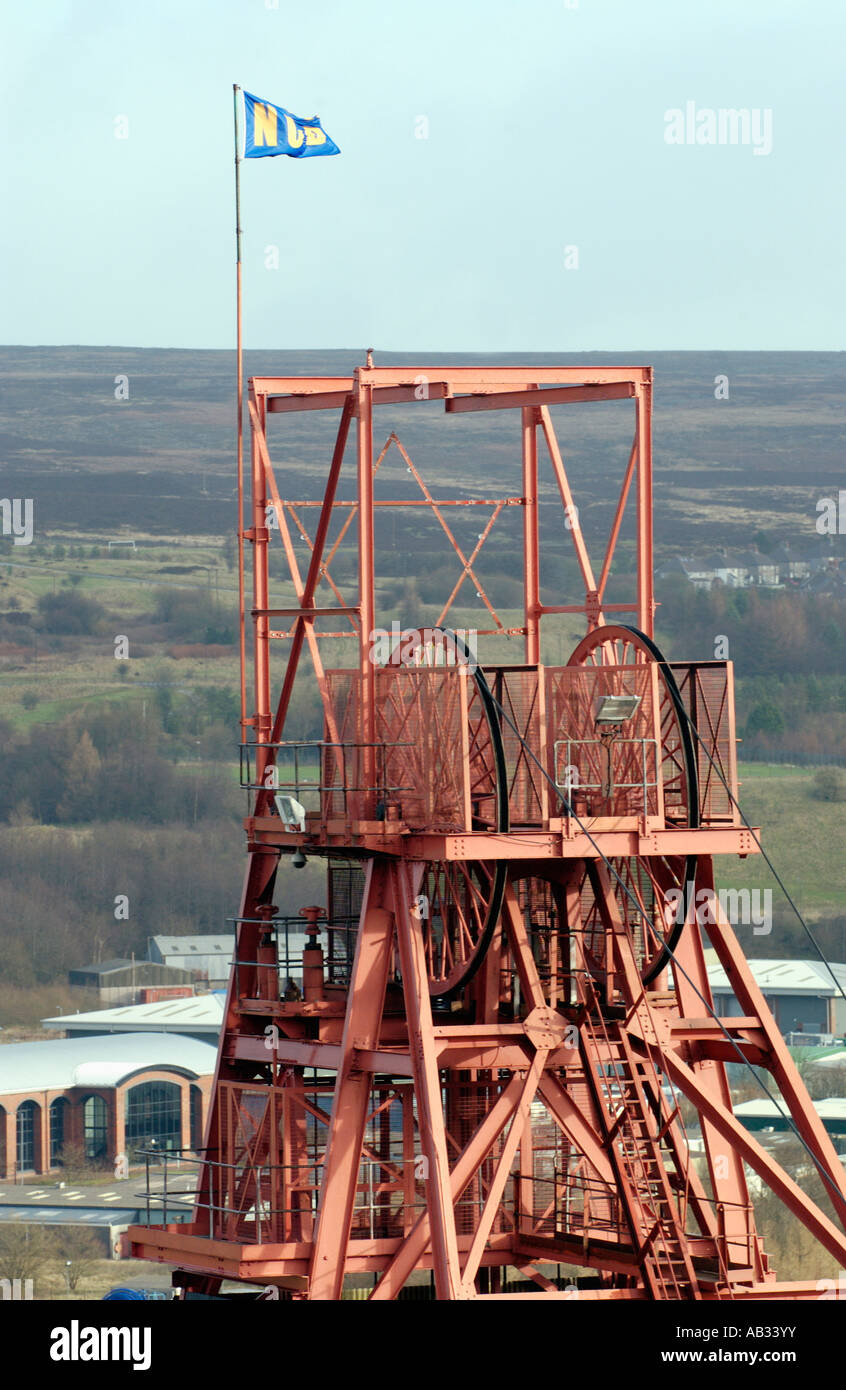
3,348,846,557
0,347,844,1006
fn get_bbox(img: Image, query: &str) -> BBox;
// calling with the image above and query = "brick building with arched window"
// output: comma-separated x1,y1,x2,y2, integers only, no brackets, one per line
0,1033,217,1178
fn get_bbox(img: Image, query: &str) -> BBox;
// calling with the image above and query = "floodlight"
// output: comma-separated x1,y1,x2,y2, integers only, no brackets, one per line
594,694,641,726
274,794,307,832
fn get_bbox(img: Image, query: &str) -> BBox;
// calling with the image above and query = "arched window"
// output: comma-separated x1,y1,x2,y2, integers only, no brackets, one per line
125,1081,182,1157
190,1085,204,1153
82,1095,109,1161
49,1098,68,1165
16,1101,39,1172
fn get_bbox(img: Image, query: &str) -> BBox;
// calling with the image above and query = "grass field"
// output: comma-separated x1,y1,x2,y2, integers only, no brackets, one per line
0,535,588,732
720,761,846,923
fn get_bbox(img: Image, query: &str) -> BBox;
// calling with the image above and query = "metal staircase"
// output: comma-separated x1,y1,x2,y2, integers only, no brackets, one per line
580,1005,700,1300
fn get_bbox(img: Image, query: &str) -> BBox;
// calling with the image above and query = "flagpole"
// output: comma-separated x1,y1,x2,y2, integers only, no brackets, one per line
233,83,247,744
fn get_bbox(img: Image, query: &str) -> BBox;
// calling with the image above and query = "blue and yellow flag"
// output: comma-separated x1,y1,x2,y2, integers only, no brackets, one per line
243,91,340,159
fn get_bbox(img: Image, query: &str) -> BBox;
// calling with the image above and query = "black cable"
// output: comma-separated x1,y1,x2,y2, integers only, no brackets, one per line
659,674,846,1012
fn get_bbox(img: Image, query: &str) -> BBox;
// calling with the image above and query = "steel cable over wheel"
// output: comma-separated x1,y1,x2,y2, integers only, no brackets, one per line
566,624,700,985
387,627,510,999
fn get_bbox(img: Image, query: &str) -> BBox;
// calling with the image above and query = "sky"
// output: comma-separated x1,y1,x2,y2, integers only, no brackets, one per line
2,0,845,351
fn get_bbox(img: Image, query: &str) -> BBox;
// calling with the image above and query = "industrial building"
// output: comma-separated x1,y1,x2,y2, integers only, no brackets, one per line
147,935,235,988
42,993,225,1043
68,959,193,1005
708,958,846,1041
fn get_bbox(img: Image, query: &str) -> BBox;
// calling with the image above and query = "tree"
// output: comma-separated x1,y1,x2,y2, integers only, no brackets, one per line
745,700,784,738
57,731,102,821
37,591,105,636
0,1224,58,1289
57,1228,102,1292
153,587,236,644
752,530,775,554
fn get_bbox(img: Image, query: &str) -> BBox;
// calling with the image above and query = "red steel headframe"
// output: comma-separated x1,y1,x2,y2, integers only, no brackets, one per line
126,361,846,1303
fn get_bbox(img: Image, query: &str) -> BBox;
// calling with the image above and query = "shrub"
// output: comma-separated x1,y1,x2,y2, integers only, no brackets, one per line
36,590,105,636
812,768,846,803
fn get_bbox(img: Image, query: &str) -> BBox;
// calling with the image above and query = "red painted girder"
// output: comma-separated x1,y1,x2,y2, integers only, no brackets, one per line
540,602,639,614
289,497,523,508
669,1016,770,1062
445,382,636,413
251,376,354,394
243,822,761,860
129,1222,789,1294
251,367,651,395
252,606,359,617
516,1232,756,1280
132,1240,541,1288
127,1230,515,1276
236,997,346,1018
358,366,652,386
267,382,452,413
130,1223,817,1296
228,1035,413,1073
230,1030,579,1071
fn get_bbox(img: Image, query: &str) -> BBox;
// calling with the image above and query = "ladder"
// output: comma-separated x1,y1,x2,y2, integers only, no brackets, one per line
580,1005,701,1300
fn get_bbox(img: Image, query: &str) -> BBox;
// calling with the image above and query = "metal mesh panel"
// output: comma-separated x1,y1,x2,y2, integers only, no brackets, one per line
444,1076,512,1236
321,671,357,818
374,667,466,830
517,1092,623,1241
671,662,738,825
327,859,365,985
513,878,574,1005
322,668,470,830
350,1088,421,1239
546,665,660,820
488,668,545,825
327,859,365,920
207,1073,636,1255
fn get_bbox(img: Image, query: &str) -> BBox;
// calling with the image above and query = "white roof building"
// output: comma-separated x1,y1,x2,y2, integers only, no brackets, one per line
0,1032,218,1099
42,994,225,1041
707,958,846,1038
707,958,846,995
733,1096,846,1137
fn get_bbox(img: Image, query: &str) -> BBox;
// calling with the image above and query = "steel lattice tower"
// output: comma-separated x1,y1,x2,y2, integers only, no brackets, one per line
130,363,846,1300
